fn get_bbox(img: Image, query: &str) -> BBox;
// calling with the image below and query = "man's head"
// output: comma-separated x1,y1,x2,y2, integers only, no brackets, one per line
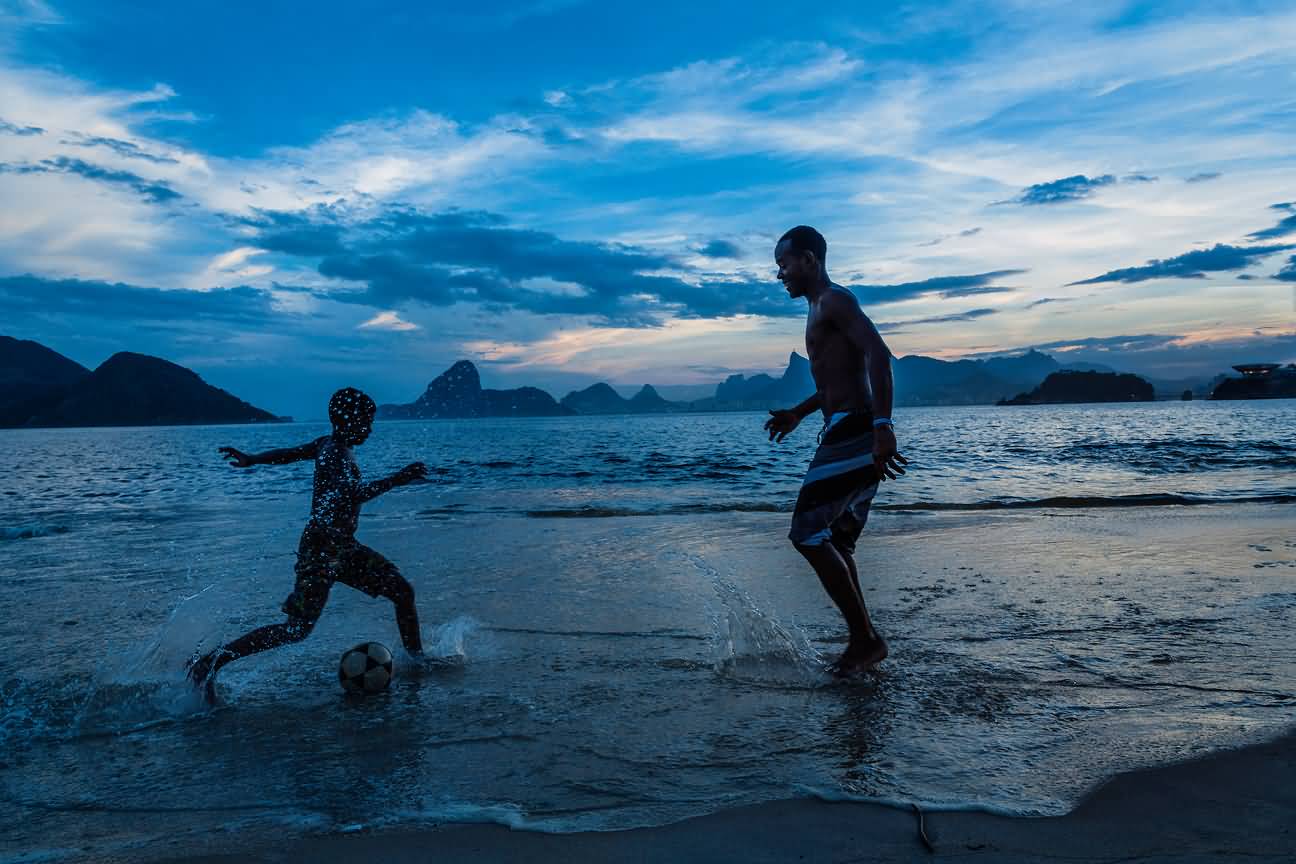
328,387,376,446
775,225,827,298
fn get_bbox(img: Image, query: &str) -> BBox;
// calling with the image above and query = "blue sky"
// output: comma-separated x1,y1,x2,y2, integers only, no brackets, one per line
1,0,1293,418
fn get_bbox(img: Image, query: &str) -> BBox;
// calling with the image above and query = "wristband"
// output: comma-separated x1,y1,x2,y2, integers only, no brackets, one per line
872,417,893,428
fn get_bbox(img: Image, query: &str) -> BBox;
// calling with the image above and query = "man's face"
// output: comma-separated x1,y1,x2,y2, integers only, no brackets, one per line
775,239,816,298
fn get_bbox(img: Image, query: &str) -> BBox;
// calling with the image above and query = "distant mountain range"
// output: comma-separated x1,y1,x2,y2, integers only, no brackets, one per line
378,360,570,419
378,349,1163,419
3,333,1249,429
0,336,282,428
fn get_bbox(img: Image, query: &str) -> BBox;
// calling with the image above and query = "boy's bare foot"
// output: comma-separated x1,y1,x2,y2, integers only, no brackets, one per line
828,636,888,677
185,651,222,704
403,650,465,674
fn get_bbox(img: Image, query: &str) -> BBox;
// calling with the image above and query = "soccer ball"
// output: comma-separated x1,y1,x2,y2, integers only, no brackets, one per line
338,642,394,694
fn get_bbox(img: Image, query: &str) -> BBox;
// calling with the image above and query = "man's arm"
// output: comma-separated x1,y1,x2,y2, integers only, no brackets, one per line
766,392,821,443
219,439,319,468
825,290,906,480
791,391,822,420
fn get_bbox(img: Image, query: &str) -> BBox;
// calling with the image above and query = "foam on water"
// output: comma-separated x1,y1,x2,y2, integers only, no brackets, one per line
1,522,69,541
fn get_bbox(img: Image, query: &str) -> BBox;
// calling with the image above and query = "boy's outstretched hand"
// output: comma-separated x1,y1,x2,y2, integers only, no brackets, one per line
394,462,428,485
219,446,254,468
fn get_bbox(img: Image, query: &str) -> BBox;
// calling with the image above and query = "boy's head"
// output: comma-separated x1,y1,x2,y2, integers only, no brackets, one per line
328,387,376,445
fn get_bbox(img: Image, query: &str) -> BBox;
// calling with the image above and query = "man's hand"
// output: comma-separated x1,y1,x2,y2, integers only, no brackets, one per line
219,446,254,468
394,461,428,486
765,409,801,443
872,426,908,481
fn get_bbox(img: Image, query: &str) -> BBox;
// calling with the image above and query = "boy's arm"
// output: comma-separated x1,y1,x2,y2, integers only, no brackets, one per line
358,462,427,502
219,439,319,468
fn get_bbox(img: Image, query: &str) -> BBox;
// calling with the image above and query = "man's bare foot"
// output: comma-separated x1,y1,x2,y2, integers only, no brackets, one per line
828,636,888,677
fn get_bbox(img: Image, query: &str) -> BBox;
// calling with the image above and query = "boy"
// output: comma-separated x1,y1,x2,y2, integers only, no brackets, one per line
187,387,428,695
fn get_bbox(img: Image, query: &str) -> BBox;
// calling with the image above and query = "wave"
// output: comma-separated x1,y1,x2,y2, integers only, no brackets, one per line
514,492,1296,518
524,502,786,518
1058,439,1296,472
875,493,1296,511
1,523,69,541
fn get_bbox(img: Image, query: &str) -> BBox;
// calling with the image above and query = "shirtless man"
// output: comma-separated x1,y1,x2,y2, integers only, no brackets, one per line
764,226,907,675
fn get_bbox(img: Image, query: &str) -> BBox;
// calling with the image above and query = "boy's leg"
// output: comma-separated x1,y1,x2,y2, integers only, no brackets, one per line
188,557,331,687
337,544,424,655
189,616,316,683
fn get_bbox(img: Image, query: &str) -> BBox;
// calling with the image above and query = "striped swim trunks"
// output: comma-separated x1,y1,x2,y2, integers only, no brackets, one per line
788,412,879,554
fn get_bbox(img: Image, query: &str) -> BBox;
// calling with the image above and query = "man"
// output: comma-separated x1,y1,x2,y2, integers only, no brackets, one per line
765,225,907,675
186,387,428,700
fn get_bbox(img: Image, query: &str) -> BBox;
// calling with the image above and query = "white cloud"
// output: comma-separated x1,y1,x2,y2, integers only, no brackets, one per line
359,310,420,331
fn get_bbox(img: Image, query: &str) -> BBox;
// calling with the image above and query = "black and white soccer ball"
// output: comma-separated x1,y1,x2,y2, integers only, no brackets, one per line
338,642,394,694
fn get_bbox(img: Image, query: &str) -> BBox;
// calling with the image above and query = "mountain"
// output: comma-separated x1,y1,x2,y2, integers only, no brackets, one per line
695,352,816,410
893,350,1051,406
998,370,1155,405
628,384,678,413
560,382,683,414
0,336,91,427
28,351,280,427
379,360,572,419
561,382,631,414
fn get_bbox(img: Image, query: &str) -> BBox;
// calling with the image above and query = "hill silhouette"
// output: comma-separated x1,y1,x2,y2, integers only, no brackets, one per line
27,352,281,427
998,370,1155,405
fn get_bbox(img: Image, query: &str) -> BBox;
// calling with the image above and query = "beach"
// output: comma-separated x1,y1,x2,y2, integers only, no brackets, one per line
145,726,1296,863
3,407,1295,863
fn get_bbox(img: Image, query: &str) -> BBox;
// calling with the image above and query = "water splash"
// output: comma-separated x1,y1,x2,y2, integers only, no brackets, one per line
71,586,227,736
683,554,824,686
429,615,481,661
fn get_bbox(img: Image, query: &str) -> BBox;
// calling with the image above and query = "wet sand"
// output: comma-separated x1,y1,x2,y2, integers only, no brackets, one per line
142,724,1296,863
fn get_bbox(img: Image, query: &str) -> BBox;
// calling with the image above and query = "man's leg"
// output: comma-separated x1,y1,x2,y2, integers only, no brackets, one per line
795,540,887,672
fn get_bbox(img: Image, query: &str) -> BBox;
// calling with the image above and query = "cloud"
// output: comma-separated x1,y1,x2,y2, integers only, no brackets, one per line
1025,334,1181,353
358,310,420,331
877,307,998,332
1248,202,1296,240
979,331,1296,381
0,156,181,203
1185,172,1221,183
1122,173,1158,183
0,118,43,136
1275,256,1296,282
1003,174,1116,205
1069,243,1296,285
60,133,179,165
918,226,982,248
1025,297,1073,308
847,270,1026,305
697,239,742,259
0,274,278,325
244,205,793,324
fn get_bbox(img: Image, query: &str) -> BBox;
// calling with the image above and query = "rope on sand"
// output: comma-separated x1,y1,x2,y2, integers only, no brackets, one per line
912,803,935,853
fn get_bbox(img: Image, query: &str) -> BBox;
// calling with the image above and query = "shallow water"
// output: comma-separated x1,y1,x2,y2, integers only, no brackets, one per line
1,404,1294,861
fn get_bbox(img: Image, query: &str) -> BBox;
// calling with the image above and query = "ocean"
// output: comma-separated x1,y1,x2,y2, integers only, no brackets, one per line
2,401,1295,862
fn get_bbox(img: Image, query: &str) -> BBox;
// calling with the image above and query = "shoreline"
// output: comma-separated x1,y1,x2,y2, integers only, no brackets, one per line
137,726,1296,864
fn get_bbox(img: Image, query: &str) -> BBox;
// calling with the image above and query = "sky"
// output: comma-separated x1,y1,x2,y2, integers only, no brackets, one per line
1,0,1294,419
